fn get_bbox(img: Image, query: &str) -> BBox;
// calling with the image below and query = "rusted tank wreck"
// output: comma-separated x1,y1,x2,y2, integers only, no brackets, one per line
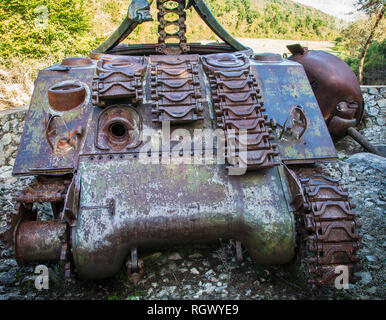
1,0,366,286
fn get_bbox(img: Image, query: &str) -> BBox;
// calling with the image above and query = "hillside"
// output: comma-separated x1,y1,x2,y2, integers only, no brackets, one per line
0,0,343,110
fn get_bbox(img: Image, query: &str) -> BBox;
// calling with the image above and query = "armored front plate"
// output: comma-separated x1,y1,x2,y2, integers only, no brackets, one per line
251,60,338,161
73,156,295,279
13,66,96,176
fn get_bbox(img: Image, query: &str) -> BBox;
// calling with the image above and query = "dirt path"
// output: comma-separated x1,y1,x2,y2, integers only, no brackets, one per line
236,38,335,54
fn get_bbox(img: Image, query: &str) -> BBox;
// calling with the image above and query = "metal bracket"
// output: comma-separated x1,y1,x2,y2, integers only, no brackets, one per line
126,248,144,286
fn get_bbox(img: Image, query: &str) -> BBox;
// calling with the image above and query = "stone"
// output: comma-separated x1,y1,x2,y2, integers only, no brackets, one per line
0,264,9,273
356,272,372,285
367,287,377,295
2,122,10,132
376,116,385,126
363,234,374,241
0,291,23,300
0,270,16,285
205,285,216,295
168,252,182,261
188,253,202,259
365,255,377,262
367,107,379,117
204,269,215,277
219,273,228,280
1,133,12,146
347,153,386,174
368,87,379,95
377,98,386,108
190,267,199,275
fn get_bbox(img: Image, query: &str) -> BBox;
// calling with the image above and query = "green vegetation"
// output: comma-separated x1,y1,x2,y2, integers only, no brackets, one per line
334,16,385,85
0,0,341,63
201,0,341,40
0,0,100,60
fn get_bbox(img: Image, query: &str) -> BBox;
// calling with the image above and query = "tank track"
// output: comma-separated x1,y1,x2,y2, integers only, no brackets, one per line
150,55,204,123
156,0,189,55
202,53,279,170
296,173,362,285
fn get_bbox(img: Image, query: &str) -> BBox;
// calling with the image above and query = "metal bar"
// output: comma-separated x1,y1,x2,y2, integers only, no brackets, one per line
347,127,383,156
190,0,248,51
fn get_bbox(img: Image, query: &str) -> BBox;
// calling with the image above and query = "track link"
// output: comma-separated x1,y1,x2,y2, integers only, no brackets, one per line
297,174,363,285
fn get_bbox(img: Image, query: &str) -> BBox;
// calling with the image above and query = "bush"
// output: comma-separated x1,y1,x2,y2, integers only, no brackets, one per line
0,0,98,60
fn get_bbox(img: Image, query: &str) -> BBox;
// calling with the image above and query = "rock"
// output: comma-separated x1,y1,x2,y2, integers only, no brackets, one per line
143,252,162,261
356,272,372,286
0,291,23,300
204,269,215,277
0,270,15,285
202,261,210,267
367,107,379,117
219,273,228,280
1,134,12,146
21,275,36,287
188,253,202,259
215,285,227,293
347,153,386,174
203,283,216,294
167,286,177,293
0,264,9,273
368,87,379,95
376,116,385,126
365,255,377,262
190,267,199,275
168,252,182,261
367,287,377,295
363,234,374,241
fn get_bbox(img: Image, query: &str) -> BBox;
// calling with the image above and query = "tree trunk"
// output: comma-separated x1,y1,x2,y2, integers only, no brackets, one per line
359,6,385,84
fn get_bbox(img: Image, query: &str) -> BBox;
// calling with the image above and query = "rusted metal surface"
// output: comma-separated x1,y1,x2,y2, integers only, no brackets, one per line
251,58,338,162
72,158,295,279
96,105,142,151
347,127,383,156
286,167,362,285
287,46,364,138
14,221,67,265
13,67,95,176
202,52,279,170
2,0,365,287
92,56,147,107
13,179,68,204
151,55,204,123
48,81,86,112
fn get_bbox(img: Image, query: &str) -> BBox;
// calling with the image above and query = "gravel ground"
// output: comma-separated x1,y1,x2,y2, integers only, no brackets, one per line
0,139,385,301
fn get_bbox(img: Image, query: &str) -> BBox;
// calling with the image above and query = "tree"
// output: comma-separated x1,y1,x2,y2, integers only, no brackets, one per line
355,0,385,84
